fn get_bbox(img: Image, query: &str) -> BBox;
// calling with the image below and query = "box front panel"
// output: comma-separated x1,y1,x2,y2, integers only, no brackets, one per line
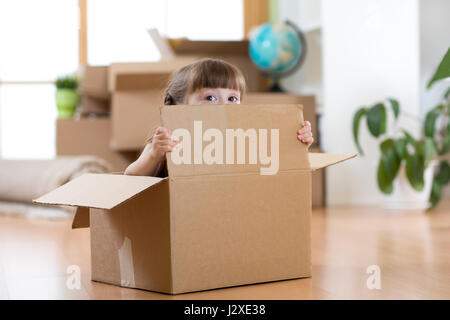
90,182,172,293
169,171,311,294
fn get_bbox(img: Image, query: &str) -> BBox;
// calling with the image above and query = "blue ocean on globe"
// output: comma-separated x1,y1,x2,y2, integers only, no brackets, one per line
249,22,302,75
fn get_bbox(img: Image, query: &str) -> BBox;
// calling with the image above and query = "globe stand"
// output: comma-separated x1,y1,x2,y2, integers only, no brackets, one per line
268,78,284,92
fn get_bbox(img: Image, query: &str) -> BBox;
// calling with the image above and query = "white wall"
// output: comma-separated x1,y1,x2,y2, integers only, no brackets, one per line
321,0,421,205
419,0,450,116
280,0,323,112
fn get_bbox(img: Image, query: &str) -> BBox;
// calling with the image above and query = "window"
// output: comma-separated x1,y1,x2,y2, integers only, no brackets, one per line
87,0,244,66
166,0,244,40
0,0,244,159
0,84,57,159
0,0,78,159
87,0,166,65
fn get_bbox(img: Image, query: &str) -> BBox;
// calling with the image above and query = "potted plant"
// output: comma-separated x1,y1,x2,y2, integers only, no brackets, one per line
352,47,450,209
424,47,450,208
55,74,79,118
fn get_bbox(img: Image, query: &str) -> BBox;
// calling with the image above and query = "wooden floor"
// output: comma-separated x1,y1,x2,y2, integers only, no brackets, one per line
0,201,449,299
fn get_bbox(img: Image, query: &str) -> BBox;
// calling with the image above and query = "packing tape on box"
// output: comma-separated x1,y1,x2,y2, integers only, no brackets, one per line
118,237,136,287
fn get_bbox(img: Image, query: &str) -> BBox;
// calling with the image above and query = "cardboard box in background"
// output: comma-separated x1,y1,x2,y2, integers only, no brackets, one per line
108,58,196,151
78,65,109,99
149,29,265,92
38,104,355,294
78,65,111,115
57,117,139,172
168,39,263,92
79,95,110,116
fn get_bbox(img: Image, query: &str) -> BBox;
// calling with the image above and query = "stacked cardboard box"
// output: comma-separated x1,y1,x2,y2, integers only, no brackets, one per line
78,65,110,116
108,58,197,151
148,29,264,92
56,117,139,172
166,38,263,92
59,58,196,170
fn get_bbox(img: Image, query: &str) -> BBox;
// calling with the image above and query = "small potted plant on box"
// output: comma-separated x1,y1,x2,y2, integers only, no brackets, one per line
352,47,450,209
55,74,79,118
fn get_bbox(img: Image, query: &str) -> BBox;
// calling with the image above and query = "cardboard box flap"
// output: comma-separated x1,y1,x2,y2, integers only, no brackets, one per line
168,38,249,55
161,104,311,177
148,28,176,60
72,207,89,229
33,173,166,210
308,153,357,171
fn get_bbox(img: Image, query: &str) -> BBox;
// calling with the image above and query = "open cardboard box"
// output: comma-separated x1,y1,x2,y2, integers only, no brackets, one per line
34,104,355,294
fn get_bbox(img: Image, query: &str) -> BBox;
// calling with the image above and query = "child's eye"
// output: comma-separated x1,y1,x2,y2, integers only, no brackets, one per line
228,96,239,102
205,95,217,102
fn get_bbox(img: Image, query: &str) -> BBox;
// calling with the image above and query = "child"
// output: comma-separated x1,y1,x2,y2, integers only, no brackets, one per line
124,58,313,176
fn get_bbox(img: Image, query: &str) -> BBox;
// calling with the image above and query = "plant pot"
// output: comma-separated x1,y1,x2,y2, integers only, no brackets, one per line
55,88,79,118
383,161,437,210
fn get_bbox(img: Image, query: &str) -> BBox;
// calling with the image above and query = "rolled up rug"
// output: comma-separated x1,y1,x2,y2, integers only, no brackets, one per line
0,156,111,203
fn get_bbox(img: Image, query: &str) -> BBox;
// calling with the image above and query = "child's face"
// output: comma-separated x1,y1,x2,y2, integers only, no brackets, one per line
185,87,240,105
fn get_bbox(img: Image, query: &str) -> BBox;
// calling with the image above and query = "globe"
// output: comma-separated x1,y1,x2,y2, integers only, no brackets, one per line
249,21,306,91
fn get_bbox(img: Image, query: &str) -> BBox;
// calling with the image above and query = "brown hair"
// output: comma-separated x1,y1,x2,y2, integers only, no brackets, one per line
164,58,247,105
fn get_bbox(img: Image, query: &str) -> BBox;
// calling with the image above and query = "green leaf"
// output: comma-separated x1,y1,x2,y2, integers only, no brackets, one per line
405,153,425,191
377,140,401,194
436,161,450,185
416,138,435,166
366,103,387,138
427,47,450,89
402,129,417,146
424,137,435,165
424,108,441,138
380,138,395,153
428,178,442,210
387,98,400,120
352,107,367,155
383,149,400,183
377,157,394,194
394,138,407,159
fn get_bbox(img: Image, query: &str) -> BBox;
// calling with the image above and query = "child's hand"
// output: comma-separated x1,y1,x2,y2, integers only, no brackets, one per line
297,121,314,147
150,127,178,159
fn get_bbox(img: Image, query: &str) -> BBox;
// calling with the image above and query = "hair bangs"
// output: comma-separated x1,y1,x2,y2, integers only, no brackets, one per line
188,58,246,96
